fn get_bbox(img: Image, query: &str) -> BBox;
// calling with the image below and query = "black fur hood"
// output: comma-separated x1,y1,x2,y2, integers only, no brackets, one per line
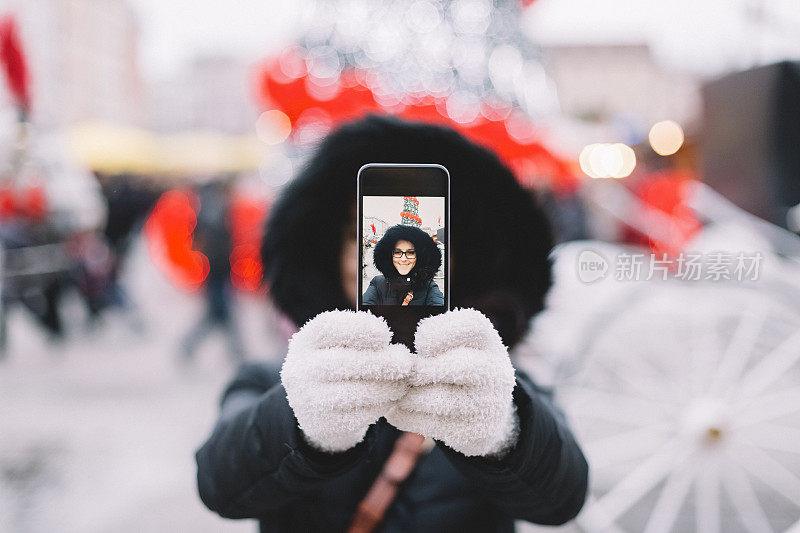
261,114,554,348
373,224,441,288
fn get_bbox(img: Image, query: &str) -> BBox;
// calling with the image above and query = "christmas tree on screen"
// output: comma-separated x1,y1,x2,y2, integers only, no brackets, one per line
400,196,421,227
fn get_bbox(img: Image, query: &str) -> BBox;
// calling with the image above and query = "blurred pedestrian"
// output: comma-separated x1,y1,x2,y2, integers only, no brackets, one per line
0,181,66,351
180,179,245,363
95,172,161,324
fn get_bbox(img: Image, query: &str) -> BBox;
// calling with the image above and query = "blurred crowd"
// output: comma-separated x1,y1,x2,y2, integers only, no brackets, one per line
0,168,163,353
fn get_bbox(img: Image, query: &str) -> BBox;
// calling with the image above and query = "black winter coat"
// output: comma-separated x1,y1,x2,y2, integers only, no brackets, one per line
196,361,588,532
362,275,445,306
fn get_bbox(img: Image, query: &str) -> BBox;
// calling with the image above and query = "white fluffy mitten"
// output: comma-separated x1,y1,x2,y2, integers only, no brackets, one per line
281,310,414,453
386,309,519,457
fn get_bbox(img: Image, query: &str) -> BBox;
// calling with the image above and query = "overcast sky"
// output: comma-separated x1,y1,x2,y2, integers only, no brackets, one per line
129,0,305,80
130,0,800,81
525,0,800,76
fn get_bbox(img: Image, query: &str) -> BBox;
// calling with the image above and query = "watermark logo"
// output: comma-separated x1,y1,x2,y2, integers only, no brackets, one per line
576,250,764,283
577,249,609,283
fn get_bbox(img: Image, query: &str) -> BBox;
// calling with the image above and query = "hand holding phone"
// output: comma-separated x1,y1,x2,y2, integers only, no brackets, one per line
401,291,413,306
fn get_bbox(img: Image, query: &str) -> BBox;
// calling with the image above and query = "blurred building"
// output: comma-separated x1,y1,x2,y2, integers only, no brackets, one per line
543,43,700,132
148,55,259,134
4,0,144,128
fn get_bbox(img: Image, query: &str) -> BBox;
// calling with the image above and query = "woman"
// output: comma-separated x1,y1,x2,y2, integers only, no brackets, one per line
362,224,444,306
195,115,587,532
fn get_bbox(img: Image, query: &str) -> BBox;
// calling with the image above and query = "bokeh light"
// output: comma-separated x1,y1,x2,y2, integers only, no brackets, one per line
579,143,637,178
307,45,341,83
579,143,601,179
287,0,558,131
259,151,294,188
649,120,684,156
278,45,308,80
450,0,492,35
255,110,292,145
445,90,480,124
305,76,342,101
406,0,442,34
615,143,637,178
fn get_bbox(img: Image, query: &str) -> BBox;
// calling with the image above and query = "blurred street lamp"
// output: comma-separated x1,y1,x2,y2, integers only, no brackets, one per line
649,120,684,156
580,143,636,179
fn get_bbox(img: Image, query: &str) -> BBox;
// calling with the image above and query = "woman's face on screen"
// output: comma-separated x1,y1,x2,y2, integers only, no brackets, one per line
392,240,416,276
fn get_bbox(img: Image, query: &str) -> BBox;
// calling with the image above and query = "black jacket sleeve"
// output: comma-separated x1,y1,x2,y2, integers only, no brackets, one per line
195,362,367,519
439,372,589,525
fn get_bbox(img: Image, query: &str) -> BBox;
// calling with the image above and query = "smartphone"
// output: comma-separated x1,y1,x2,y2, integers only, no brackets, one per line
357,163,450,349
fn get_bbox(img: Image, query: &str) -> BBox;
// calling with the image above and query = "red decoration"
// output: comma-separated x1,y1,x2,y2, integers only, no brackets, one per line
144,190,209,291
0,183,47,220
400,212,422,224
370,223,376,234
0,185,15,217
0,16,30,111
255,56,377,127
622,170,701,257
254,49,577,193
145,190,269,293
21,184,45,220
229,194,269,293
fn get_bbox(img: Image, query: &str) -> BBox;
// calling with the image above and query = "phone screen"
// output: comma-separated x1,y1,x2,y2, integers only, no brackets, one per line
357,164,450,348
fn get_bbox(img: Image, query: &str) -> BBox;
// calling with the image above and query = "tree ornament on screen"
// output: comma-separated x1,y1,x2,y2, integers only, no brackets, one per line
400,196,421,227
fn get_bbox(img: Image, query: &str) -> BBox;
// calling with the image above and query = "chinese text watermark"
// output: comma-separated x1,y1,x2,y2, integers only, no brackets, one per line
577,250,763,284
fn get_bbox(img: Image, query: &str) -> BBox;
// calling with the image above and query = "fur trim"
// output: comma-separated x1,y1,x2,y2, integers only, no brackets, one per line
261,115,554,348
